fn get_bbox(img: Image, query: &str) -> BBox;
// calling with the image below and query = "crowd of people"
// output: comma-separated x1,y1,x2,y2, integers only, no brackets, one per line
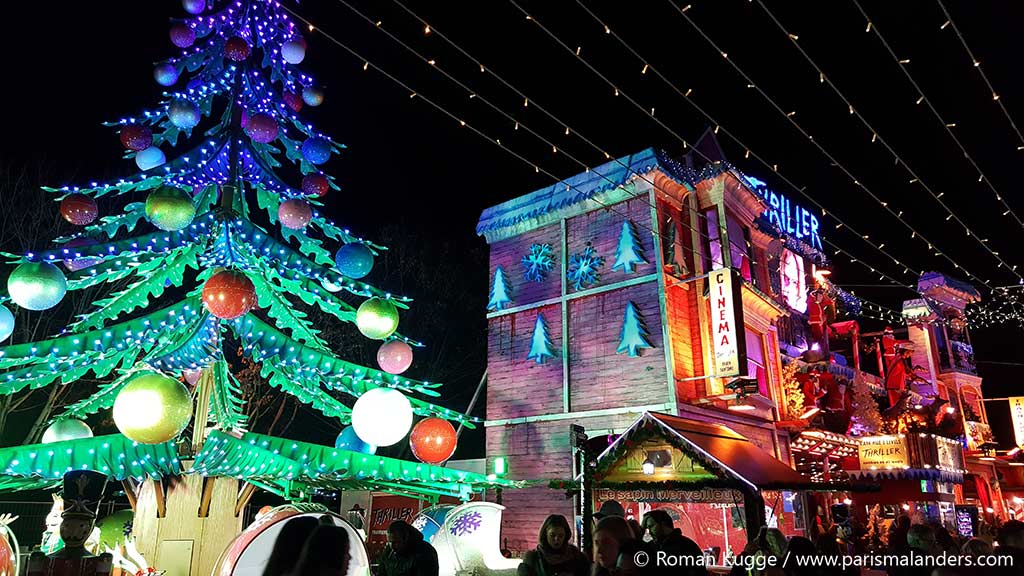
256,507,1024,576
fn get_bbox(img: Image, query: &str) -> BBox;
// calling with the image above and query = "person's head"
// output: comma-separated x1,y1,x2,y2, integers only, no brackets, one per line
961,537,992,557
593,516,634,569
292,525,351,576
642,509,675,542
387,520,422,555
907,524,937,553
263,516,318,576
538,515,572,551
784,536,817,560
997,519,1024,549
594,500,626,521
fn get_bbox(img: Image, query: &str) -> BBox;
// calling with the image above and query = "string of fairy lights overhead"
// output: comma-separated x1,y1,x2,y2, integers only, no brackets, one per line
731,0,1024,285
935,0,1024,155
851,0,1024,232
279,3,1024,329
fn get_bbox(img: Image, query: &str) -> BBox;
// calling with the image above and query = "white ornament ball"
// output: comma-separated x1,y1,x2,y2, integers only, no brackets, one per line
135,146,166,171
41,419,94,444
281,39,306,64
0,304,13,343
351,388,413,447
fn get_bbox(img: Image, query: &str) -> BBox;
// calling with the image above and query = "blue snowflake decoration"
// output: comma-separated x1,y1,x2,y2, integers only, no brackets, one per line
567,245,604,290
522,243,554,283
450,511,483,537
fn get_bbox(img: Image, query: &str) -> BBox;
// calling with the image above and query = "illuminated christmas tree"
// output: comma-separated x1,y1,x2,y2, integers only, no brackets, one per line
0,0,476,452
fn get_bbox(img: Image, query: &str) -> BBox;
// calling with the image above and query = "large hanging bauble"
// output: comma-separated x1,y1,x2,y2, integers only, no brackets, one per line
351,388,413,447
224,36,250,61
356,297,399,340
302,85,324,107
335,243,374,279
119,125,153,151
63,238,101,272
169,24,196,48
182,367,202,386
168,98,201,129
301,174,329,197
182,0,205,15
377,340,413,375
335,425,376,454
244,113,279,143
283,90,303,112
278,199,312,229
113,373,193,444
281,38,306,64
7,262,67,311
41,419,94,444
301,137,331,165
146,186,196,231
409,418,457,464
60,194,98,226
202,270,256,320
0,305,13,343
154,63,179,87
135,146,166,171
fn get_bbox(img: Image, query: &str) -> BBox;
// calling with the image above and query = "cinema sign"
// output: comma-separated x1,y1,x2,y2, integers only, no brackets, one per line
710,268,746,378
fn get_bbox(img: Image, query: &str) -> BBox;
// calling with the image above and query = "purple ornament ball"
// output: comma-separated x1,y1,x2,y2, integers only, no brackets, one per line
63,238,102,272
281,38,306,64
169,24,196,48
182,0,205,15
278,199,312,229
245,113,279,144
224,36,250,61
120,125,153,151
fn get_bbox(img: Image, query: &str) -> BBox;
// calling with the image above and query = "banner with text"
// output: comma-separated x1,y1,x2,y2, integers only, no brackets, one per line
709,268,746,378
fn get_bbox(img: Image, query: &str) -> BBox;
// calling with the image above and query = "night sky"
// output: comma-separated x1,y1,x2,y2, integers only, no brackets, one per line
2,1,1022,453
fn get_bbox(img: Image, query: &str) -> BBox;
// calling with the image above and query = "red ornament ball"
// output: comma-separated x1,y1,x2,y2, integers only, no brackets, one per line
169,24,196,48
224,36,250,61
301,174,329,197
202,270,256,320
245,113,279,144
278,199,312,229
409,418,458,464
60,194,98,226
283,90,303,112
120,125,153,151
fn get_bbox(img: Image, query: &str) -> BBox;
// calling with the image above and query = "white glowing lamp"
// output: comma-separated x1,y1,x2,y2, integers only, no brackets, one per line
351,388,413,447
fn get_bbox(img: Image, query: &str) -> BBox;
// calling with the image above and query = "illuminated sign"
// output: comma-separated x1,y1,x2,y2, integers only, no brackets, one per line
781,249,807,313
1011,397,1024,448
710,268,746,377
858,435,910,470
745,176,823,250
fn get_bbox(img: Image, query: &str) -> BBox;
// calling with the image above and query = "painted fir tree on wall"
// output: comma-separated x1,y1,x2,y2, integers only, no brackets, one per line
616,302,653,357
612,220,646,273
526,314,555,364
488,266,512,311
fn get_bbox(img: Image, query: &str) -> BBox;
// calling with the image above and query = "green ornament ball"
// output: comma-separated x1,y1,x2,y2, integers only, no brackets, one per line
145,186,196,231
7,262,67,311
356,297,399,340
113,372,193,444
41,419,94,444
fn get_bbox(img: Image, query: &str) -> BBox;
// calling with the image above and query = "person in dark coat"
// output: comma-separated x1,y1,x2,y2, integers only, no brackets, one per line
641,510,707,576
518,514,590,576
378,520,439,576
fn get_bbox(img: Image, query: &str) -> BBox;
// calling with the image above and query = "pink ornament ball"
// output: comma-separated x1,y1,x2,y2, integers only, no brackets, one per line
182,368,202,386
377,340,413,375
278,199,312,230
224,36,250,61
283,90,303,112
244,113,279,144
120,125,153,151
182,0,205,15
154,63,179,87
301,174,329,197
170,24,196,48
63,238,101,272
60,194,98,226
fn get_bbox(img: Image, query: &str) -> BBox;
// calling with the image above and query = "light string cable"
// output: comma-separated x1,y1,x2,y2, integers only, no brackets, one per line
351,0,923,295
505,0,925,291
852,0,1024,231
662,0,1000,290
329,0,723,261
936,0,1024,153
738,0,1022,284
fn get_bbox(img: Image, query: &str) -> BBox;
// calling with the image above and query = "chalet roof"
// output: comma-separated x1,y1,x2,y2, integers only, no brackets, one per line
476,148,760,239
595,411,808,491
917,272,981,302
